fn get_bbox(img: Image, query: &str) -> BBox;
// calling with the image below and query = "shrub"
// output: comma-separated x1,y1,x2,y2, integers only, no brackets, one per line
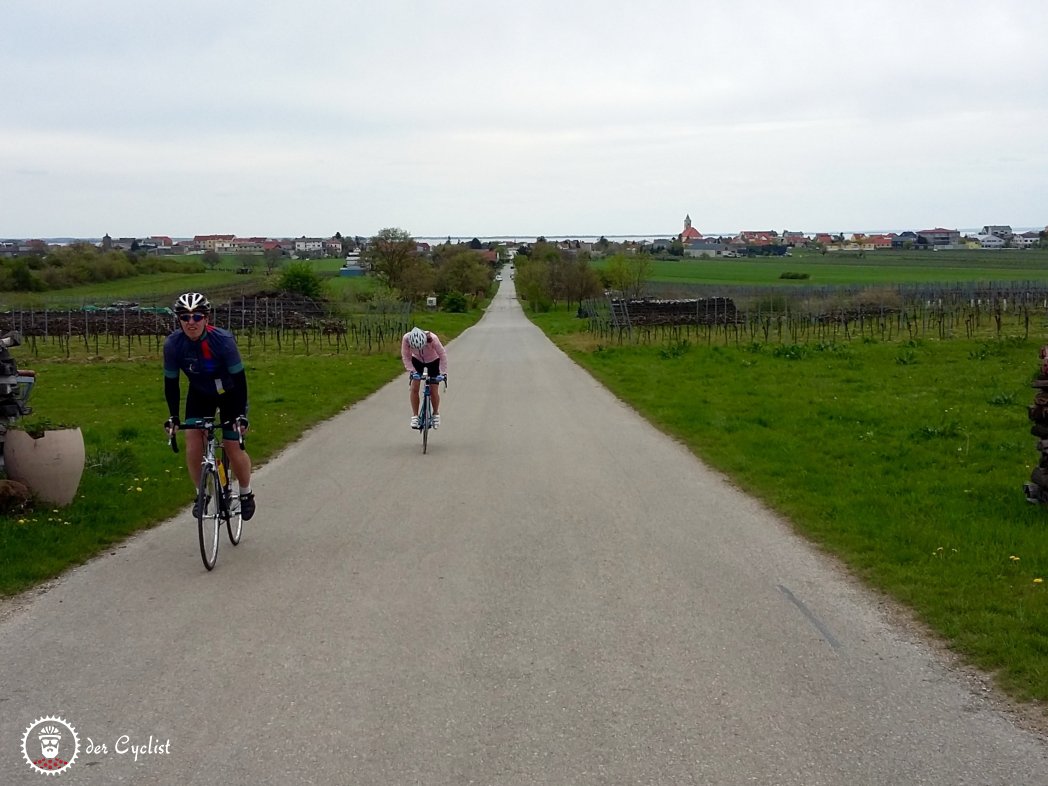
277,262,324,299
442,292,468,313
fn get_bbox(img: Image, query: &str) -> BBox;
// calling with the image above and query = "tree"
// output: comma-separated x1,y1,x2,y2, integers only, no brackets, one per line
398,260,436,304
263,246,284,275
563,255,602,309
364,228,419,293
202,249,221,270
434,247,490,298
603,253,651,299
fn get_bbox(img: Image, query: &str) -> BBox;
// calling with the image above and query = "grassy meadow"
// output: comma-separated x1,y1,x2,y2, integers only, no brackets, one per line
529,304,1048,706
635,248,1048,287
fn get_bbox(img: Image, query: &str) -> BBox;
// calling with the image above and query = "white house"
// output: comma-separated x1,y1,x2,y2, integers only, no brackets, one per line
981,225,1013,239
976,234,1005,249
294,237,325,254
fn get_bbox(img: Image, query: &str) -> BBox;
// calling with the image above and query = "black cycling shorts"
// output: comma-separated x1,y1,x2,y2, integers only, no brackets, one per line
185,388,241,440
411,357,441,381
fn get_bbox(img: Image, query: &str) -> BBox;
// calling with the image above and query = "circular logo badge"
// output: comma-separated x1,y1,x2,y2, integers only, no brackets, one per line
21,716,79,776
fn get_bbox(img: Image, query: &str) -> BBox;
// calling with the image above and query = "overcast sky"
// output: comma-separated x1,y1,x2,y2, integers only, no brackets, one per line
2,0,1046,239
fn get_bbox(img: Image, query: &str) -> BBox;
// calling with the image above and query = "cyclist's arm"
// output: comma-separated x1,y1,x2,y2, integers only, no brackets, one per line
400,338,414,374
431,334,448,375
227,369,248,418
164,372,181,420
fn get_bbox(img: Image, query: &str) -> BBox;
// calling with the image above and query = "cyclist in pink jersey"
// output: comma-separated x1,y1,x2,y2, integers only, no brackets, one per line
401,326,447,429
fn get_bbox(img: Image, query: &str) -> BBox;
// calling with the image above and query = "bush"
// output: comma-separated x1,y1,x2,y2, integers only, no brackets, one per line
277,262,324,299
442,292,468,312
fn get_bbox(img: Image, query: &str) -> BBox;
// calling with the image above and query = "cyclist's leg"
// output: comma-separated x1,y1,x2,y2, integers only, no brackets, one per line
409,358,425,415
184,430,206,487
425,360,441,415
222,437,251,488
184,388,216,487
218,399,251,490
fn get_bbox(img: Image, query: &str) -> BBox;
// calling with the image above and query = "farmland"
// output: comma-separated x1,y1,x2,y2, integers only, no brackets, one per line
637,248,1048,288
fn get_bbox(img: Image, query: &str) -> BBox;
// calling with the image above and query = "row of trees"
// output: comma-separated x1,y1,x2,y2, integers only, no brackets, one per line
363,228,495,308
512,242,652,310
0,243,202,292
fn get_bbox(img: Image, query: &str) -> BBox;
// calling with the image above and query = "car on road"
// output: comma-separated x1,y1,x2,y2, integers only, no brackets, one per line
495,274,503,281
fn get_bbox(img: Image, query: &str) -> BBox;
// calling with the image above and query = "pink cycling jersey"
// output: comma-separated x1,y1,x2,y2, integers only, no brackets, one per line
402,331,448,375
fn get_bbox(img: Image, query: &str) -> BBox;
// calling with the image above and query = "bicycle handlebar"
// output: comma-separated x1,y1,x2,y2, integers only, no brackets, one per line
410,372,447,385
166,416,247,452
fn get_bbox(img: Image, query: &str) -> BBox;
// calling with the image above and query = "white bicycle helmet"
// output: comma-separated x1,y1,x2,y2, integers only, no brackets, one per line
174,292,211,314
406,327,427,349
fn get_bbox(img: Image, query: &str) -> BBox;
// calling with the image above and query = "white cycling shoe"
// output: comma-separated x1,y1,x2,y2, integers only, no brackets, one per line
432,414,440,429
410,415,419,429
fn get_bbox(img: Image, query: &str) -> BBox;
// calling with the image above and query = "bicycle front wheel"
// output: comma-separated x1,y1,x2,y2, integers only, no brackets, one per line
224,454,243,545
421,396,430,454
197,467,221,570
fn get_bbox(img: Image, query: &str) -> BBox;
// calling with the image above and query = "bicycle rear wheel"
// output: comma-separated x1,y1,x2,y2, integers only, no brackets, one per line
223,454,243,545
197,467,221,570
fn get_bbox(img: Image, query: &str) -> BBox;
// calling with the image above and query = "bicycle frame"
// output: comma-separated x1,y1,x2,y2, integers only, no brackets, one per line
169,417,245,570
411,370,445,454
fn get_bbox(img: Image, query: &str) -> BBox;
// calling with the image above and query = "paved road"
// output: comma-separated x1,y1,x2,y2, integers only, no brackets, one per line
2,279,1046,785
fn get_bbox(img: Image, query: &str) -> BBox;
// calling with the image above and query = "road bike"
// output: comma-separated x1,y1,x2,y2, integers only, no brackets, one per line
169,417,245,571
411,371,446,454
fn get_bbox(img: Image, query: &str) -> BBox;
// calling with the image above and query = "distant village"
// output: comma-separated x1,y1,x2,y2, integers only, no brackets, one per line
655,216,1047,257
2,217,1046,260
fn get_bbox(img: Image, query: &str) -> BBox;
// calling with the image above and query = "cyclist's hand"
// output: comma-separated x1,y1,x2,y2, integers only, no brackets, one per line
410,372,422,381
164,416,180,435
235,415,250,435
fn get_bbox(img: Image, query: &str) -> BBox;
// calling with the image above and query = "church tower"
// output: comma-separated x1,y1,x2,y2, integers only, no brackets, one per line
680,214,702,242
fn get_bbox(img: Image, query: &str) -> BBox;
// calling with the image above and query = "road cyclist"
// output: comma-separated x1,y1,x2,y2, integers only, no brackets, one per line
401,326,448,430
162,292,256,522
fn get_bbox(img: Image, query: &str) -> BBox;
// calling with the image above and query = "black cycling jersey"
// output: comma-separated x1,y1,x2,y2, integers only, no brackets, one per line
163,325,248,420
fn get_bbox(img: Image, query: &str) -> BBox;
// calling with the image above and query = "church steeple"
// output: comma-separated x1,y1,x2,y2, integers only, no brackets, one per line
679,214,702,242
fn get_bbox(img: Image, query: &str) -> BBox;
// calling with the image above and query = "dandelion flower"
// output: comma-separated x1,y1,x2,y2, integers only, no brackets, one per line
1010,556,1020,562
1035,578,1044,585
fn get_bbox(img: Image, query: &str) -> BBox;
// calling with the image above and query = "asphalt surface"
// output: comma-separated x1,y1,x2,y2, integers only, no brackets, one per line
2,279,1047,785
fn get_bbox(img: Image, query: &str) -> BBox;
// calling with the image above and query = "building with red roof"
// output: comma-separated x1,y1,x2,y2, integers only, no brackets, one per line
679,214,702,242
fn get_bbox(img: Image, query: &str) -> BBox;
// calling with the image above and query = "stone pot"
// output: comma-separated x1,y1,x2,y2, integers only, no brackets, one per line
4,427,85,507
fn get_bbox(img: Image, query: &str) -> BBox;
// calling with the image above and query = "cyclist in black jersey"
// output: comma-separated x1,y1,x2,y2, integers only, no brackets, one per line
163,292,256,520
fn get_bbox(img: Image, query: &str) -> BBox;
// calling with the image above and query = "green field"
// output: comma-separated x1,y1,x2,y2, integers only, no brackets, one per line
635,249,1048,287
0,257,378,311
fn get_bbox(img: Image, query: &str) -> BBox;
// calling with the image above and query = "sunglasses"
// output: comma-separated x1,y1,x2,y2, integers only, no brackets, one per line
179,313,206,323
